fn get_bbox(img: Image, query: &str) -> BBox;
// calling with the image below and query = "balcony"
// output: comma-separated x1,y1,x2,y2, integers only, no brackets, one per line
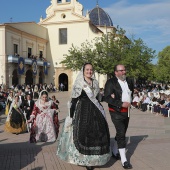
8,55,50,67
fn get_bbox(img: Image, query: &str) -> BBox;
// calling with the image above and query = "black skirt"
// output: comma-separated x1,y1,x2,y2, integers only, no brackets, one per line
73,96,110,155
10,108,25,129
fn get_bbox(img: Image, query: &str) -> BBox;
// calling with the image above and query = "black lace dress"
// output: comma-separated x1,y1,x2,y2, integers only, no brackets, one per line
70,90,110,155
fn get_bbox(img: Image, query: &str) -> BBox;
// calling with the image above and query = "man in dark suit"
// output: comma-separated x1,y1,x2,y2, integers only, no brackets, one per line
25,87,33,99
104,64,134,169
18,90,25,111
23,94,35,120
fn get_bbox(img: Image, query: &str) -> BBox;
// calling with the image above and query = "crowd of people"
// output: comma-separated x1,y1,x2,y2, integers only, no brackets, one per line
131,84,170,117
1,83,60,142
0,64,170,170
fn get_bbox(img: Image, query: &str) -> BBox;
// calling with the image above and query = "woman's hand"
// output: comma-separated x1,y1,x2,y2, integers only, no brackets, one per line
27,120,31,123
27,118,33,123
111,93,115,98
55,109,59,113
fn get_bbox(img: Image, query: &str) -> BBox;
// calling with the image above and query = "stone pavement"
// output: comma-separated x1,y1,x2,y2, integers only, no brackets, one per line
0,91,170,170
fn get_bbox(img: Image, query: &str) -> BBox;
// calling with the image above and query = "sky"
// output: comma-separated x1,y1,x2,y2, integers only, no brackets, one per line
0,0,170,64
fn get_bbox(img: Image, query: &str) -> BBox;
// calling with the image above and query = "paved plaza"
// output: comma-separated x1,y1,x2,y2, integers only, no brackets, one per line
0,91,170,170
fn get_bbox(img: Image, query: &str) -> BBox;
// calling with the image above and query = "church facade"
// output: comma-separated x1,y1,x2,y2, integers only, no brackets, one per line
0,0,114,91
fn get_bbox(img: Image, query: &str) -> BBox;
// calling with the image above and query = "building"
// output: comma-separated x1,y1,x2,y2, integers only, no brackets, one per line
0,0,114,91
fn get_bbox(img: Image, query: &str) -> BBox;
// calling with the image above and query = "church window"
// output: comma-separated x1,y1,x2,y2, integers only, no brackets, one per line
28,47,32,58
13,44,18,56
59,28,67,44
39,51,43,60
57,0,62,3
66,0,71,2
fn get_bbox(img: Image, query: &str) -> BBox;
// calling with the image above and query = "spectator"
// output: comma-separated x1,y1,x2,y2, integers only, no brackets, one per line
141,94,151,112
161,97,170,117
60,83,64,91
132,93,140,108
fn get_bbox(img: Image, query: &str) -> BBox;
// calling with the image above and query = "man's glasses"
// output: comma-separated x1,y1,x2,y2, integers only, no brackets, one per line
116,70,126,72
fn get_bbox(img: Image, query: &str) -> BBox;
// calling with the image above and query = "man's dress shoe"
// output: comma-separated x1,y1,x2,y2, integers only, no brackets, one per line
85,166,94,170
112,152,120,160
123,161,132,169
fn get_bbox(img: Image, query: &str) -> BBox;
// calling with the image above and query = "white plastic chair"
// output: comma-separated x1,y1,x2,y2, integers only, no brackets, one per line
147,103,154,113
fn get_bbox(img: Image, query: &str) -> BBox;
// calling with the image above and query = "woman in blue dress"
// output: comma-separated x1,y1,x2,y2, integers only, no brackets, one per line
57,63,111,170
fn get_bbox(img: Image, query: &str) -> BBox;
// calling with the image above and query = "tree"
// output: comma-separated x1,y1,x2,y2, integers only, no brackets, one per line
61,41,97,71
123,38,156,80
60,26,156,79
155,46,170,83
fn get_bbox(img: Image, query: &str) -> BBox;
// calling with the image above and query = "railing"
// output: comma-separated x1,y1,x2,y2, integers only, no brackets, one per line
7,55,50,67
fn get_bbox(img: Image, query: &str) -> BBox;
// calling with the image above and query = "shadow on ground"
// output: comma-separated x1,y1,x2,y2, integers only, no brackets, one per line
98,135,148,169
0,141,55,170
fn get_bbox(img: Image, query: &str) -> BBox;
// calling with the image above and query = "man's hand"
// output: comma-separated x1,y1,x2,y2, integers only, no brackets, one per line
111,93,115,98
122,102,131,108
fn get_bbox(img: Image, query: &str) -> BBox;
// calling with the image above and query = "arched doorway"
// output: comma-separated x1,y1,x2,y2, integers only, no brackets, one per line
12,69,18,86
59,73,68,91
39,71,44,84
25,70,33,85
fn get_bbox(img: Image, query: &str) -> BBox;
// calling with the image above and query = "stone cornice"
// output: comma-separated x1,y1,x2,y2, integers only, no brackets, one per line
5,25,48,43
40,19,89,26
40,7,87,24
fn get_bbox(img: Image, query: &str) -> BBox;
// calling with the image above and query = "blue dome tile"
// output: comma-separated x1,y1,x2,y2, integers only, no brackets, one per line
89,6,113,27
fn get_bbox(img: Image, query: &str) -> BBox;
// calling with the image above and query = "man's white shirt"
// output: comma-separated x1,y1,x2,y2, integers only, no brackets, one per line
118,79,131,103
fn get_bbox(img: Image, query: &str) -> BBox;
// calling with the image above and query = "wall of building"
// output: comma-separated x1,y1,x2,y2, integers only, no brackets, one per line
40,0,105,89
0,26,6,86
1,0,112,89
2,25,49,87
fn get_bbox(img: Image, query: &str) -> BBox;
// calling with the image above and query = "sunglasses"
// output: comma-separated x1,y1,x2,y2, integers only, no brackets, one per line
116,70,126,72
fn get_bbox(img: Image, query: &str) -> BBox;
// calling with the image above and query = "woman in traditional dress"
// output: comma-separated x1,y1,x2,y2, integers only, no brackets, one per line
5,94,26,134
5,91,14,116
57,63,111,170
51,95,60,111
28,90,59,143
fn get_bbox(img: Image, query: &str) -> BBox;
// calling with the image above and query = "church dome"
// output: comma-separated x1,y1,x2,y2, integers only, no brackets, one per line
89,5,113,27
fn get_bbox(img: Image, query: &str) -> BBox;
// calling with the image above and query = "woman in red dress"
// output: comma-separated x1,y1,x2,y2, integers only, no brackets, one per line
28,90,59,143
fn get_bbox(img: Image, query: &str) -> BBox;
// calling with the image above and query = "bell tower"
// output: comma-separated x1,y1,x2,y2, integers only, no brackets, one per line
44,0,83,19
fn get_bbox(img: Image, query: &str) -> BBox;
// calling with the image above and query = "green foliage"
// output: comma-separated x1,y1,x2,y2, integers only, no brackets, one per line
155,46,170,82
60,26,156,80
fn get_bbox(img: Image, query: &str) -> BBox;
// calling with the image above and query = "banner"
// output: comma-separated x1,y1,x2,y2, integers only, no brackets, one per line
44,62,48,75
18,57,25,75
32,60,37,75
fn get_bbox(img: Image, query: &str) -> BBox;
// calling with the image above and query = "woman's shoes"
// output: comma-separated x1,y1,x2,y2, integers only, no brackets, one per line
86,166,94,170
